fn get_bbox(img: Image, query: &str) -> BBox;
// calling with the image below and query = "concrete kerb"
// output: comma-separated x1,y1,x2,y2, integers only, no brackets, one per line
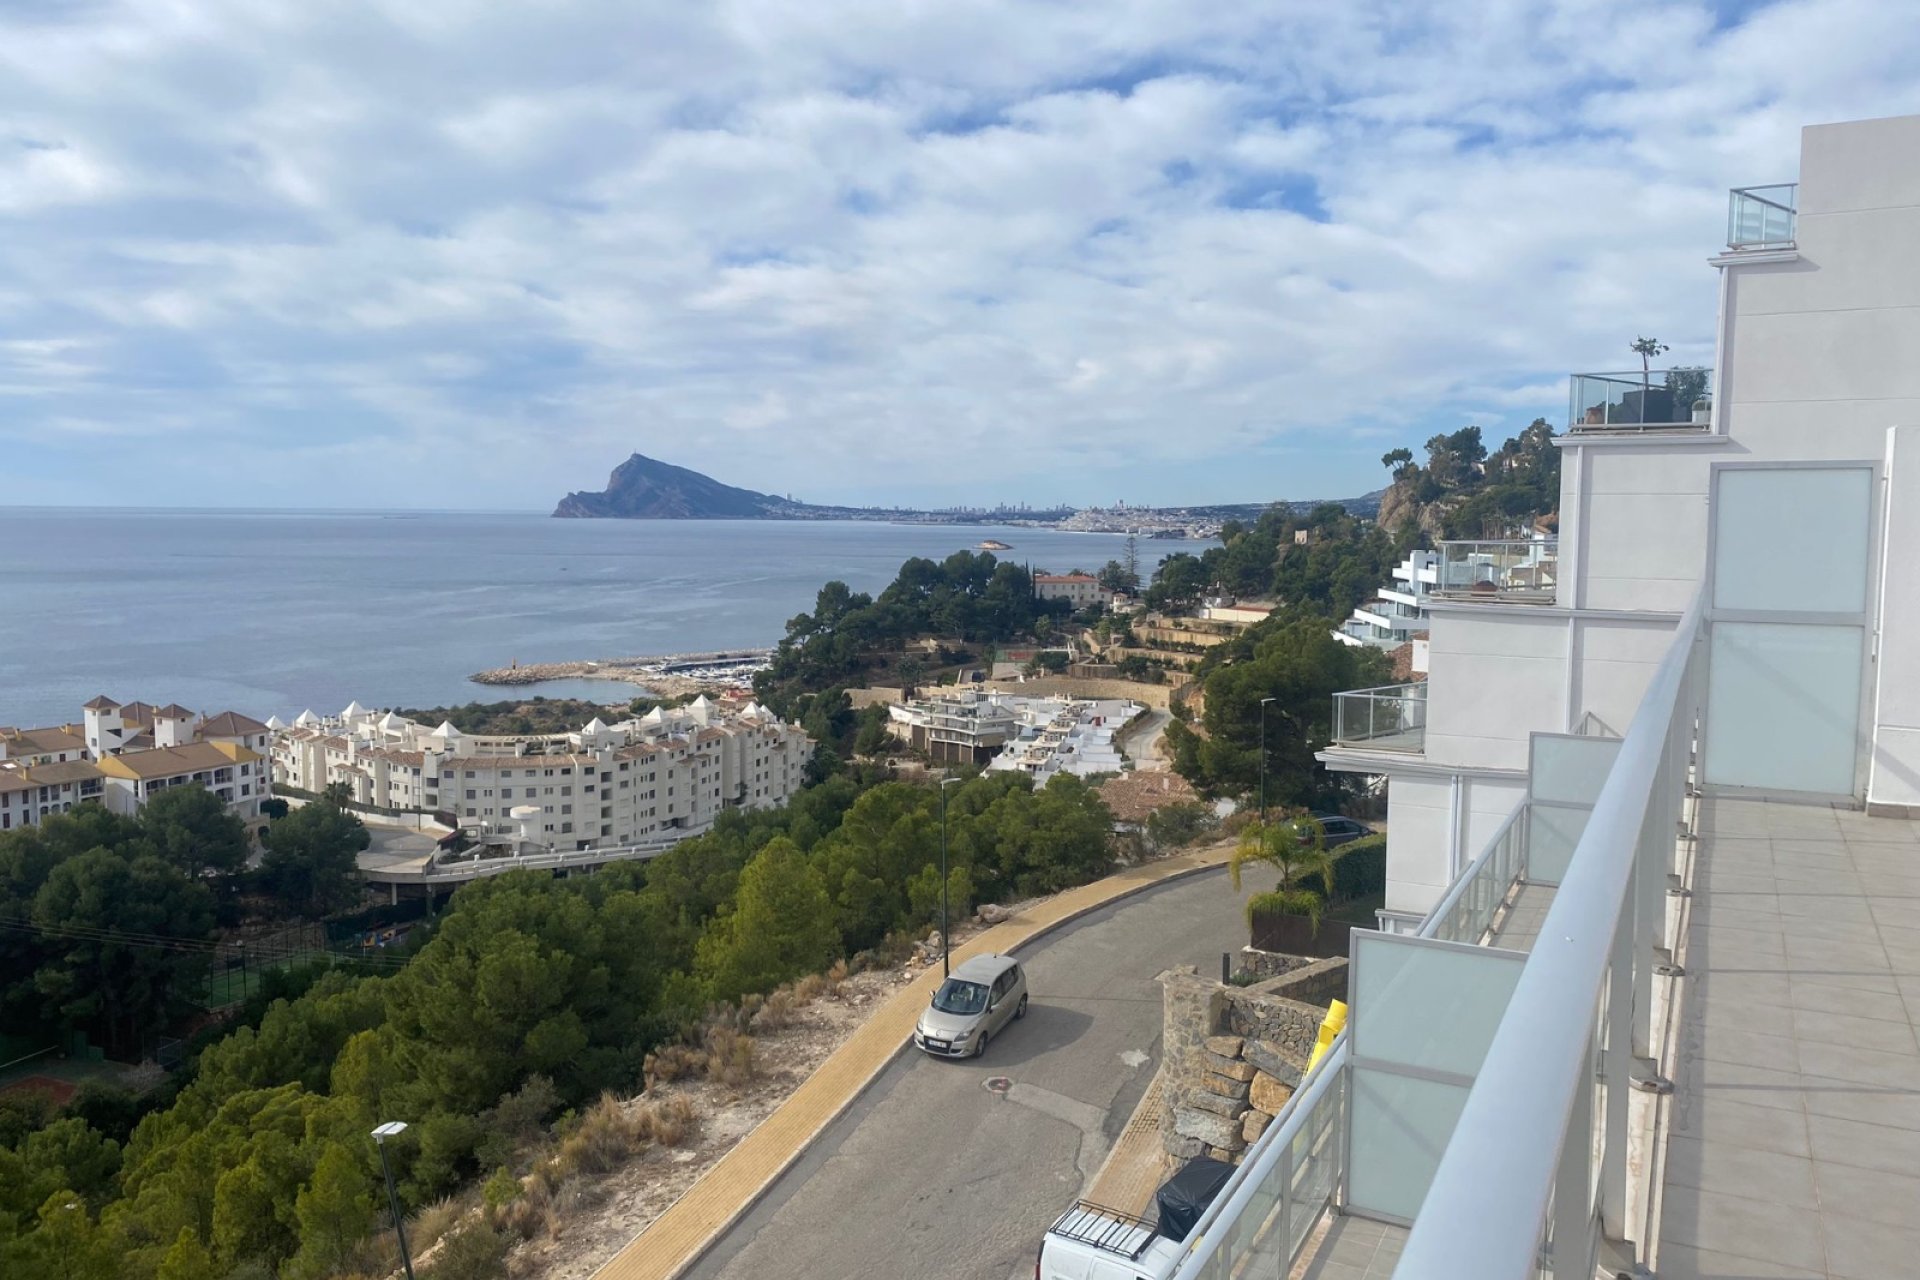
591,844,1235,1280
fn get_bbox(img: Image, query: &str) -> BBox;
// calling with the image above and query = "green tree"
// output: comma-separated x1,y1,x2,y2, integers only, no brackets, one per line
290,1142,374,1277
31,849,216,1058
1229,819,1336,927
140,784,251,881
1145,553,1209,612
156,1226,216,1280
695,838,840,1002
259,802,368,918
1630,334,1669,399
320,781,353,806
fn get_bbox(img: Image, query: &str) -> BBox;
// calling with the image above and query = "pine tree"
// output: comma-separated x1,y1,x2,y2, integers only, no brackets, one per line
695,838,840,1001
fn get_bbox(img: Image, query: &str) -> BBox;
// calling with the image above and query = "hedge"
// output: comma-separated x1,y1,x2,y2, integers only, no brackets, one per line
1328,833,1386,903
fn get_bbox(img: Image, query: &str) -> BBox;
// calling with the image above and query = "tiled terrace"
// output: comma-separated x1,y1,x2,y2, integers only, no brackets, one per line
1657,796,1920,1280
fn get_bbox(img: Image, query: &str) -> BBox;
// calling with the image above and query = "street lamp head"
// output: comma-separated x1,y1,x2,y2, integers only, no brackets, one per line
1260,696,1277,705
372,1121,409,1142
940,775,963,787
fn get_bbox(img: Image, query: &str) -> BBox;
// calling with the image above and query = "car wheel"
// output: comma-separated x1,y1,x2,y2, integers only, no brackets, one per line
1014,994,1028,1020
974,1030,989,1058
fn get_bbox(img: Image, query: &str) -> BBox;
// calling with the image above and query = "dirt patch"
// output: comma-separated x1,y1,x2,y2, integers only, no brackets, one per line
0,1074,77,1107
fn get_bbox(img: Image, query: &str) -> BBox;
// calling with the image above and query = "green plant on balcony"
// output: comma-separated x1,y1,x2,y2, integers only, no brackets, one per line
1229,815,1336,928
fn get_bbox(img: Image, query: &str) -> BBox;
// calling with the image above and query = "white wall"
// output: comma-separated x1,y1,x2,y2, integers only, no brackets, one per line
1871,424,1920,810
1423,612,1566,770
1383,773,1526,919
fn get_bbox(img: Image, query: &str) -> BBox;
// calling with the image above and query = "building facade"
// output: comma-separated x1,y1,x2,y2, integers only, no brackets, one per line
1033,573,1114,609
0,698,273,834
272,695,812,851
1322,115,1920,928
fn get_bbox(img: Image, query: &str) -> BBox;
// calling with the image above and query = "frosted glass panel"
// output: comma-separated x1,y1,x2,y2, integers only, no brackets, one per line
1705,623,1863,794
1714,467,1872,614
1528,803,1591,885
1531,734,1622,806
1348,1068,1469,1222
1352,934,1524,1077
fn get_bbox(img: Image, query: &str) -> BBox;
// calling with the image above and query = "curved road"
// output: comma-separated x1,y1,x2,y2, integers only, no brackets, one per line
685,866,1259,1280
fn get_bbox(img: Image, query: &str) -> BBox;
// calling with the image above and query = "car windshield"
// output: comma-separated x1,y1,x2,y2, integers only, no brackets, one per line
932,978,989,1016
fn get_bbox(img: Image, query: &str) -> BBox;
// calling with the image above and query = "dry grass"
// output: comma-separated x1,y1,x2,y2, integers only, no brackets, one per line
752,989,798,1030
410,1195,474,1254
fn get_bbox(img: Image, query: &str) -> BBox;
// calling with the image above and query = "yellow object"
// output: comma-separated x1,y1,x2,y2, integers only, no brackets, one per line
1307,999,1348,1073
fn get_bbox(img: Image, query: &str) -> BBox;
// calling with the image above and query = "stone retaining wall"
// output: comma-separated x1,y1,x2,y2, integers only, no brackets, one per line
1157,957,1348,1162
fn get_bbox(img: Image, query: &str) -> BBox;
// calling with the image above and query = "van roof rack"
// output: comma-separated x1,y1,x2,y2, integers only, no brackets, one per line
1047,1200,1157,1261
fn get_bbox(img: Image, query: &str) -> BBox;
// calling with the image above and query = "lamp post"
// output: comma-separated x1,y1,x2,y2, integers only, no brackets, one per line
939,776,963,978
371,1121,416,1280
1258,697,1276,826
58,1201,77,1280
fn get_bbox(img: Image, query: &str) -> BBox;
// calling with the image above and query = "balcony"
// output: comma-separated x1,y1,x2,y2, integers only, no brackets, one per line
1432,539,1557,603
1331,682,1427,752
1568,367,1713,432
1727,182,1796,250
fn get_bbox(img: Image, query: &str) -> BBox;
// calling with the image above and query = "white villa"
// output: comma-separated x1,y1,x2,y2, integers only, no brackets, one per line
271,695,812,851
1333,548,1437,670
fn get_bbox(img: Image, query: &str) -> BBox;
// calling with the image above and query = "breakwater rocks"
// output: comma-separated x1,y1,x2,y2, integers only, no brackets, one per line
469,650,774,689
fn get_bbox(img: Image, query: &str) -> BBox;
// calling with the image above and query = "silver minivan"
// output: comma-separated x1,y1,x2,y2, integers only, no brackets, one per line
914,953,1028,1059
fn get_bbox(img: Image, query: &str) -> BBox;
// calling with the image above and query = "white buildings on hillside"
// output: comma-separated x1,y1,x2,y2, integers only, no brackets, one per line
272,695,811,851
1033,573,1114,609
1321,115,1920,929
887,689,1141,781
0,698,271,834
1334,549,1436,660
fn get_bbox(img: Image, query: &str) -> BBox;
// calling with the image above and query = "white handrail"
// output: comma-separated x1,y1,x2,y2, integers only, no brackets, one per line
1394,589,1703,1277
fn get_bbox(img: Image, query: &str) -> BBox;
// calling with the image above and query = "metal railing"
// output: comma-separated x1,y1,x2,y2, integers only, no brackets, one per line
1421,802,1529,945
1433,540,1558,602
1331,682,1427,751
1727,183,1797,250
1396,590,1703,1278
1168,1032,1350,1280
1568,368,1713,431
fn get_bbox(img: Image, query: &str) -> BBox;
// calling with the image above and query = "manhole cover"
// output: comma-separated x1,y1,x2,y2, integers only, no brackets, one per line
984,1076,1013,1095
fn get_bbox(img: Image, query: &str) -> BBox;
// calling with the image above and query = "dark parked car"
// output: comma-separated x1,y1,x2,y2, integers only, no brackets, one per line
1293,814,1374,848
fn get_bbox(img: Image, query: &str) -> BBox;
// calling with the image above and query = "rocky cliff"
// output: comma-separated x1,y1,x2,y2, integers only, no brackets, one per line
553,454,796,519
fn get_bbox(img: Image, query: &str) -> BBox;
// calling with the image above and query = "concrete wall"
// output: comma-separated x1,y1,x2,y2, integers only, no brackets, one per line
975,676,1175,709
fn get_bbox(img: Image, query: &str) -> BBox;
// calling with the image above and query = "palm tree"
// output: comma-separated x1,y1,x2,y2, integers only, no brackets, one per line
320,780,352,807
1229,817,1337,928
1630,336,1669,399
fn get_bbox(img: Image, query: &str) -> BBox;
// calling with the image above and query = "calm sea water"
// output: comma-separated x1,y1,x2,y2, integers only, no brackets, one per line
0,510,1212,727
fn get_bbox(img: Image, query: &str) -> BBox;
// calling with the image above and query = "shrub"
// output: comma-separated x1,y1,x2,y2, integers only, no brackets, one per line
633,1095,696,1148
410,1196,472,1255
826,957,849,989
425,1221,509,1280
703,1026,757,1088
644,1042,706,1087
752,989,798,1031
554,1095,640,1178
1329,834,1387,903
791,972,829,1004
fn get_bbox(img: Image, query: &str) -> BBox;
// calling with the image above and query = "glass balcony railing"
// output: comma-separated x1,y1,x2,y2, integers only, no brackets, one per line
1331,682,1427,751
1568,368,1713,431
1433,540,1557,602
1727,182,1797,250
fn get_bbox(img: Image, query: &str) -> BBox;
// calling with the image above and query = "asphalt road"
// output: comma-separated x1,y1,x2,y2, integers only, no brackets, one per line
684,864,1260,1280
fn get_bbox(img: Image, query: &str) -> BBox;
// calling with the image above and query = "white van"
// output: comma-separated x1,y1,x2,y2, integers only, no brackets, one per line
1033,1202,1185,1280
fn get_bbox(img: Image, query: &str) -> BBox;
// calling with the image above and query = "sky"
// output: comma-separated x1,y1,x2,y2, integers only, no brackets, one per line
3,1,1920,512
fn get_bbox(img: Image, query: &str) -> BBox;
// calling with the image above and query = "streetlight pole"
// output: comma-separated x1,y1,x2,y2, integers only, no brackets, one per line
939,776,962,978
371,1121,416,1280
1259,697,1276,826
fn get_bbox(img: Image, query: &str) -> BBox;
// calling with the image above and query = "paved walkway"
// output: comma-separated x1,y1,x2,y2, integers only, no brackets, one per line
1656,796,1920,1280
592,841,1236,1280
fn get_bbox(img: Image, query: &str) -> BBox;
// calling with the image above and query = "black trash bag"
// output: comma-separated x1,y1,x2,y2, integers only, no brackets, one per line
1154,1156,1236,1243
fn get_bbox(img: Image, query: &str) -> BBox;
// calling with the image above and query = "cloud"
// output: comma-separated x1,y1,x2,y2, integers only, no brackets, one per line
2,0,1918,508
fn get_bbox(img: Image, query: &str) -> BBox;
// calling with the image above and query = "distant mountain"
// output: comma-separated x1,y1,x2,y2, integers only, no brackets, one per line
553,454,797,519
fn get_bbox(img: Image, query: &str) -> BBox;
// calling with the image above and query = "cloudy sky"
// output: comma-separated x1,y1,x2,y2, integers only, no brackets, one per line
3,0,1918,511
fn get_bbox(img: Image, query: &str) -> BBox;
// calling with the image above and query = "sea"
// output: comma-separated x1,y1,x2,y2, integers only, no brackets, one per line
0,509,1216,728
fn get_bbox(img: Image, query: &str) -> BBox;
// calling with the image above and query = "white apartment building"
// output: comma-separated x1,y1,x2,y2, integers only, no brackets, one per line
272,695,811,851
1321,114,1920,929
1033,573,1114,609
0,698,272,833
